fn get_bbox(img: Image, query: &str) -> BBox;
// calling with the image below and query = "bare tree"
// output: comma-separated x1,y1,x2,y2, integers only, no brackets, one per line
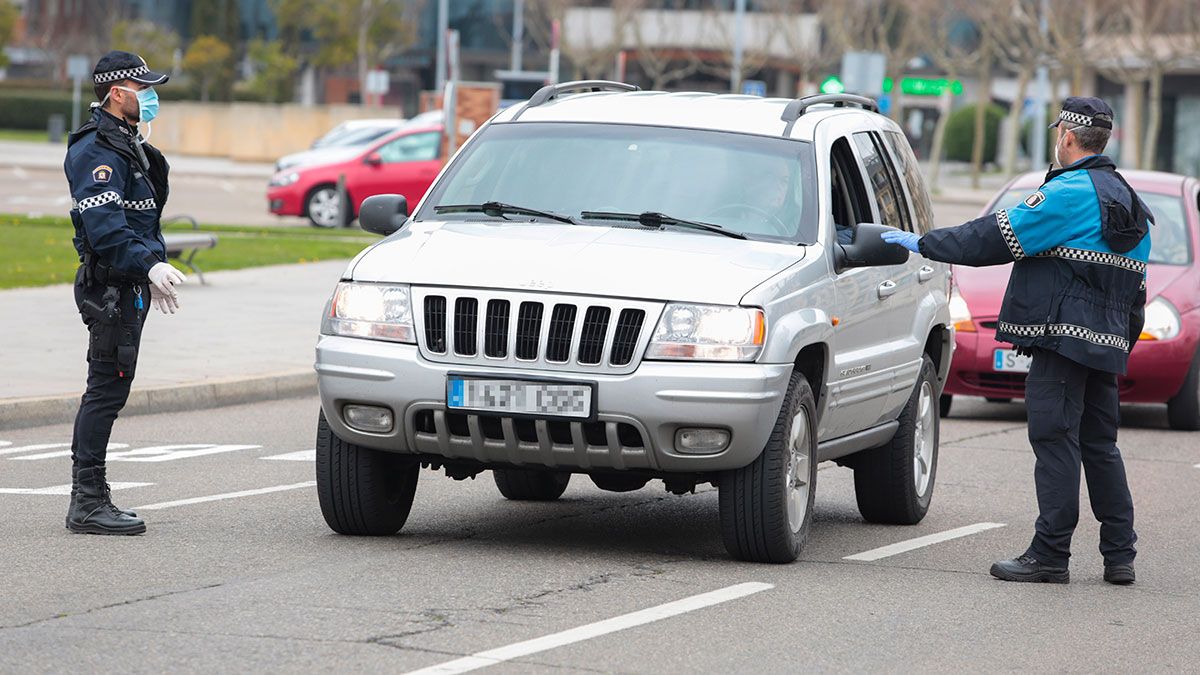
690,3,781,91
821,0,923,123
975,0,1049,178
763,0,835,95
624,0,703,90
1043,0,1095,97
553,1,643,81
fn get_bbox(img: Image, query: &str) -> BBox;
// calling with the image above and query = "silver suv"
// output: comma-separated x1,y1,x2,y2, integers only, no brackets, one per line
314,82,953,563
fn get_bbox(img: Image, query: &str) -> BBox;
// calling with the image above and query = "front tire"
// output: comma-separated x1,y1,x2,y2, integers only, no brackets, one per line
1167,348,1200,431
316,411,419,535
719,370,818,564
853,355,939,525
305,185,341,228
493,469,570,501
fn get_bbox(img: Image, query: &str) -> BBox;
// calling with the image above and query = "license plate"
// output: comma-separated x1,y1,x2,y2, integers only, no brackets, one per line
446,377,594,419
993,349,1032,373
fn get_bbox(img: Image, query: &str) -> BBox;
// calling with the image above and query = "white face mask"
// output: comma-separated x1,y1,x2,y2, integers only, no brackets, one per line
1054,128,1071,169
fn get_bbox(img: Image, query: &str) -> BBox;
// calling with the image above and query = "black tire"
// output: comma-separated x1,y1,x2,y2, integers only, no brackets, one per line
985,397,1012,404
316,411,419,535
493,469,570,501
853,355,940,525
719,370,818,564
940,394,953,418
305,184,341,228
1167,348,1200,431
589,473,649,493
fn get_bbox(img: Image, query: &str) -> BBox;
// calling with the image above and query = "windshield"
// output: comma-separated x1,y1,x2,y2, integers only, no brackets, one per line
314,125,395,149
415,122,818,243
994,188,1191,265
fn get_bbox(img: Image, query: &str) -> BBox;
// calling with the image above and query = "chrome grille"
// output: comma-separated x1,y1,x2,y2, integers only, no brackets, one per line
412,288,663,374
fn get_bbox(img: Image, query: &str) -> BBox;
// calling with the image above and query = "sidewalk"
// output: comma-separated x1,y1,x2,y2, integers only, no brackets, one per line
1,139,275,179
0,260,348,428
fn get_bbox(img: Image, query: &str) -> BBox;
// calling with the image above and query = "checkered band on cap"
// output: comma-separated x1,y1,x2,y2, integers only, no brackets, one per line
1058,110,1095,127
94,65,149,85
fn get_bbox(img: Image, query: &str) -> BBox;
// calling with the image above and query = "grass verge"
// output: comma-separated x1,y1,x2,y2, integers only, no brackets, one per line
0,128,54,143
0,214,377,289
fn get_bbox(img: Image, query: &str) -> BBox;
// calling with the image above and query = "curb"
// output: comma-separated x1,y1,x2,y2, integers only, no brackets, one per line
0,370,316,431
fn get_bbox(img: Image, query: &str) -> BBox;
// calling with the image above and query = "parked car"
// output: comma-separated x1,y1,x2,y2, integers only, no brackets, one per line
275,119,407,171
268,119,444,228
312,84,954,563
942,170,1200,430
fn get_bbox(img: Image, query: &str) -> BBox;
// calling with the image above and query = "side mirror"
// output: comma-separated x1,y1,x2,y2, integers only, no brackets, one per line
358,194,408,236
364,152,382,166
836,223,909,272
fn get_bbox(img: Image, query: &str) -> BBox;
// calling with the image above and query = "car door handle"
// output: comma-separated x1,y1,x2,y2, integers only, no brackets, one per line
918,265,935,283
877,280,898,299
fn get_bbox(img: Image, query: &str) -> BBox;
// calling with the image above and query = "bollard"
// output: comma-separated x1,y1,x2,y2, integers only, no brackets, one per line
48,114,66,144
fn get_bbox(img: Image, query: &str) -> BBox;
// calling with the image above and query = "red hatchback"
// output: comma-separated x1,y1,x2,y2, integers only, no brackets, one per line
268,121,443,227
943,170,1200,430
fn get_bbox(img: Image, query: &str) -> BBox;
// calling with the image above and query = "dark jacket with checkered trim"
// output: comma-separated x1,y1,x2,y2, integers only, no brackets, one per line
917,155,1153,375
64,107,170,280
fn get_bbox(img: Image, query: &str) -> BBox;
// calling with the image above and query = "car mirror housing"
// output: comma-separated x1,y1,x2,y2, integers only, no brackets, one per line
836,223,909,272
364,152,383,166
358,194,409,236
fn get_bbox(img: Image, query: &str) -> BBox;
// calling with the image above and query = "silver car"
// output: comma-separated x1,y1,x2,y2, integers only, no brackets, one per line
314,83,953,563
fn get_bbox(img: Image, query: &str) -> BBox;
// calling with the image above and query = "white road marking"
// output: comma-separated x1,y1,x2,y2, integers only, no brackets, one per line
4,442,128,458
12,443,259,462
844,522,1007,562
133,481,317,511
13,166,28,180
0,482,152,496
261,449,316,461
0,441,10,448
402,582,774,675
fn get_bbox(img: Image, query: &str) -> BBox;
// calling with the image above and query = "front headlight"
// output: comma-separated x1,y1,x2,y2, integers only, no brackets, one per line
269,171,300,187
646,304,765,362
1140,297,1181,341
949,284,975,333
324,282,415,343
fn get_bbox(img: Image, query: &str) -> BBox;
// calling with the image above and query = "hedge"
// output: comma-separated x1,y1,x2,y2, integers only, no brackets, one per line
0,84,274,131
943,103,1006,163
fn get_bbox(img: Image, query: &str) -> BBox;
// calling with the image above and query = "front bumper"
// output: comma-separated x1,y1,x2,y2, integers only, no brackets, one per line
267,186,303,216
315,335,792,473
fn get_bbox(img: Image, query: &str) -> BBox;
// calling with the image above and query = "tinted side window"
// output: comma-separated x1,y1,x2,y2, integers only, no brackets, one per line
885,131,935,234
378,132,441,163
852,132,908,231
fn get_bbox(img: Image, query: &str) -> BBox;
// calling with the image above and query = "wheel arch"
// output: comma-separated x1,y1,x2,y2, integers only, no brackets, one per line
924,323,953,393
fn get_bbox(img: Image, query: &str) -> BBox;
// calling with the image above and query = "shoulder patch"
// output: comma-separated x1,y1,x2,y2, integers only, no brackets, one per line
1023,190,1046,208
92,164,113,183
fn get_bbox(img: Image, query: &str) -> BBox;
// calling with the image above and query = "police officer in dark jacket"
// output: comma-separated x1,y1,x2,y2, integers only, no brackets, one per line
65,51,188,535
881,98,1151,585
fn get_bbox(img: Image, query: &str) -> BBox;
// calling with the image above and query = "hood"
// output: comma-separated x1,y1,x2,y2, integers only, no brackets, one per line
954,262,1188,319
349,221,806,305
276,146,365,170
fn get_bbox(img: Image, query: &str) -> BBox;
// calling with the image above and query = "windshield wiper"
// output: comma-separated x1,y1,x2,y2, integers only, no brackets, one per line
434,201,578,225
580,210,747,240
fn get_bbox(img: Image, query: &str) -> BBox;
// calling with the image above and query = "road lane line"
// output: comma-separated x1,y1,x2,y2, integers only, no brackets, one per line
0,482,152,496
844,522,1007,562
5,443,128,459
261,449,316,461
402,582,774,675
132,481,317,511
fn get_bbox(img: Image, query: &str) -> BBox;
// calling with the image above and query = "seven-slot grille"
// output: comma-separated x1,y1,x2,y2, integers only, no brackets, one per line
413,288,660,373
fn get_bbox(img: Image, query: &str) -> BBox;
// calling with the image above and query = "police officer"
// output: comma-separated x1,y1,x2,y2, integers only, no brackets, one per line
65,51,188,535
881,97,1152,585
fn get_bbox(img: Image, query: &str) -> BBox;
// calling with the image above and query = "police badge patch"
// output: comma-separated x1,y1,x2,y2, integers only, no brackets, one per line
92,165,113,183
1023,190,1046,208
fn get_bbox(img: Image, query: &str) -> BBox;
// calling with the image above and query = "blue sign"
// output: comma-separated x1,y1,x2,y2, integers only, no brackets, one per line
878,94,891,115
741,80,767,97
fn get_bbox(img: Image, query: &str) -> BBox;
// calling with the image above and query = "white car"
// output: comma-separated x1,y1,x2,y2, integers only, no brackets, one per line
275,119,405,171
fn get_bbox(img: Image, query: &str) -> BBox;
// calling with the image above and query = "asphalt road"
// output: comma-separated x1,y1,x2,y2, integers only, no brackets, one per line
2,395,1197,672
2,164,986,230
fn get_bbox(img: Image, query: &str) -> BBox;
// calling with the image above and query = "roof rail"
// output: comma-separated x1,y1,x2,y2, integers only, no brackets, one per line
512,80,640,120
780,94,880,135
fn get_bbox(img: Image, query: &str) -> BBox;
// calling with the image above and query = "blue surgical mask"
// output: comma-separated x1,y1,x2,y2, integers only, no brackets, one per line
112,85,159,124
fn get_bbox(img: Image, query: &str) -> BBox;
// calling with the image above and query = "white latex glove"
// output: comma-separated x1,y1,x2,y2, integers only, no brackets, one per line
150,284,179,313
148,262,187,302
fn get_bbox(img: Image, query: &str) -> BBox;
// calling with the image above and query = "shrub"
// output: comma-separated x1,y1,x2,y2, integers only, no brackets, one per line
943,103,1006,163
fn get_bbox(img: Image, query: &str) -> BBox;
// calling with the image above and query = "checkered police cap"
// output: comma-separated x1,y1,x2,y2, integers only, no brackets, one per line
1050,96,1113,130
92,51,169,86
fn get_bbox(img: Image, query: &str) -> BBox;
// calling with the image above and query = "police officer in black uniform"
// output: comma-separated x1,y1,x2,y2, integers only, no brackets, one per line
881,98,1152,585
65,51,188,535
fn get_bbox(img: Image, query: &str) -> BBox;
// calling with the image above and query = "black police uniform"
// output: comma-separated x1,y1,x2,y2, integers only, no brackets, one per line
64,52,171,535
916,98,1152,580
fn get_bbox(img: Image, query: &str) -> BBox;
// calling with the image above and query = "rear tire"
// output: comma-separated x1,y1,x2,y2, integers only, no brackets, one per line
316,411,419,535
719,370,817,564
853,355,939,525
493,469,570,500
1167,348,1200,431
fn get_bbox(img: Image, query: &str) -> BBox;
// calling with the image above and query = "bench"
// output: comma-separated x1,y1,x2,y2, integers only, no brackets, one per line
161,215,218,285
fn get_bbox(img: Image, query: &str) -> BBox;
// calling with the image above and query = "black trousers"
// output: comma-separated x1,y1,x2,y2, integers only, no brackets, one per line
71,266,150,469
1023,348,1137,567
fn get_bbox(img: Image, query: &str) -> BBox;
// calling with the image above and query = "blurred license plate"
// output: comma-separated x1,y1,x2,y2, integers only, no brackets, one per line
447,378,593,419
993,349,1032,373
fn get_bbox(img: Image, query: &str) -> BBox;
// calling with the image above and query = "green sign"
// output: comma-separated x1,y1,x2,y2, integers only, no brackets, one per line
819,75,962,97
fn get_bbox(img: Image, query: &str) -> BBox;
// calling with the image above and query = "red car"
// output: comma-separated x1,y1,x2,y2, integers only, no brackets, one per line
943,170,1200,430
268,121,444,228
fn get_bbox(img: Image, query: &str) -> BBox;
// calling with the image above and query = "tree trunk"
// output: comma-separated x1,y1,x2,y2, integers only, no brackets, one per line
888,66,905,126
927,89,953,194
1003,67,1031,178
1071,59,1084,97
201,76,210,103
970,48,993,190
357,0,371,105
1142,66,1162,170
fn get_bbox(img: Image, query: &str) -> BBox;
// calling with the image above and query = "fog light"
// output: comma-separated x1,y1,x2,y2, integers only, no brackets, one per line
344,404,393,433
676,428,730,454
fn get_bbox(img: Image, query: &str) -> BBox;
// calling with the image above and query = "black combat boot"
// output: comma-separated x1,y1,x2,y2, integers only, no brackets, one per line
64,464,137,528
989,554,1069,583
66,465,146,535
1104,563,1135,585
